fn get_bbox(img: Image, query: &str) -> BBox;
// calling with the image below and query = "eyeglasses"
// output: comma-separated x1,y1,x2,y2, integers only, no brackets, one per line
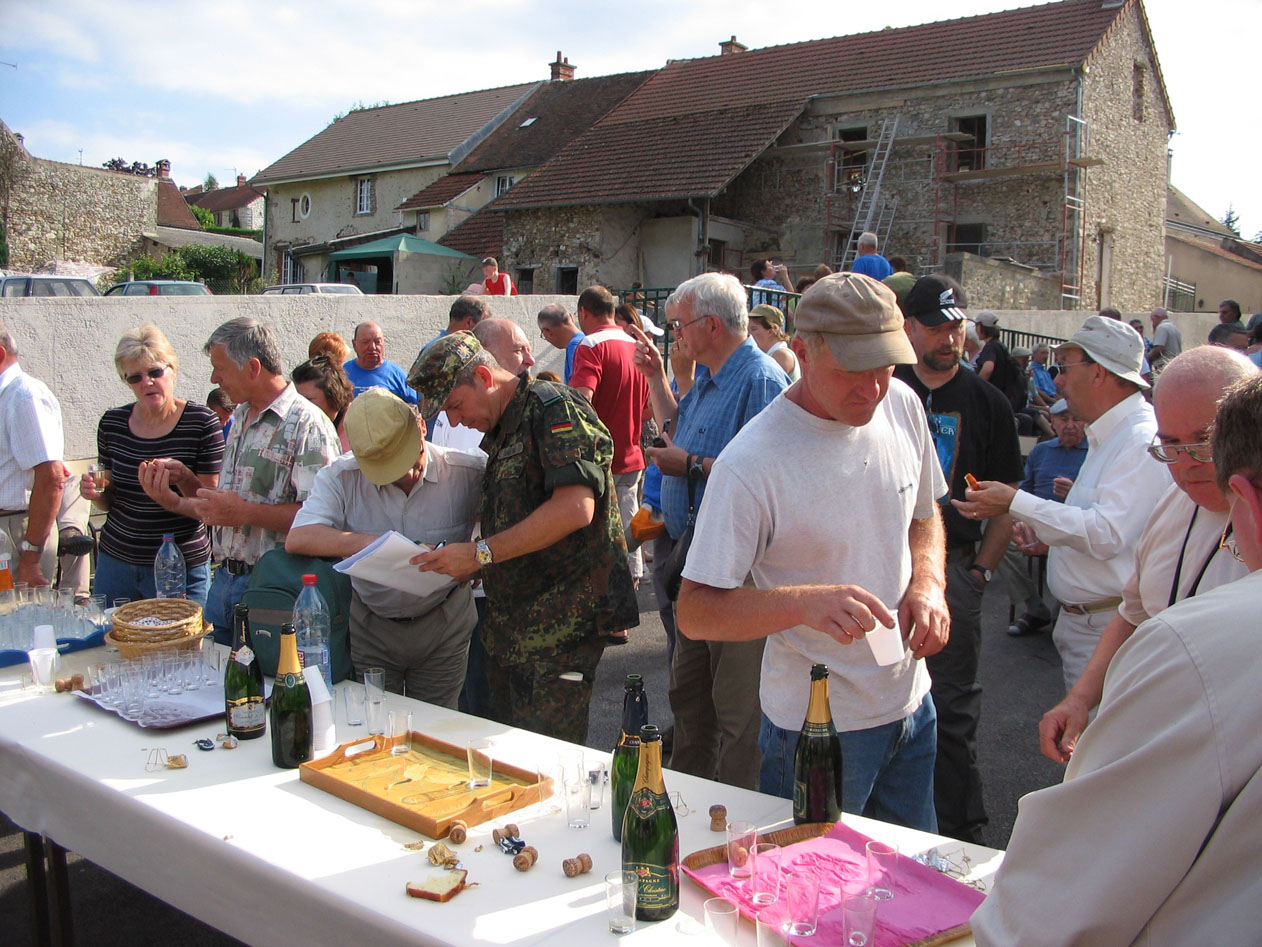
666,314,714,333
124,366,168,385
1054,360,1094,372
1147,437,1213,464
1221,499,1243,563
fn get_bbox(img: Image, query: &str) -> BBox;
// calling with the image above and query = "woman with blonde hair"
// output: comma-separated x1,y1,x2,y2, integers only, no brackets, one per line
748,304,800,382
80,324,223,606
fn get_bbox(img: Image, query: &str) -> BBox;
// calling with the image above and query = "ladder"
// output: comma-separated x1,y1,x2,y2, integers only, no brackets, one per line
841,115,899,269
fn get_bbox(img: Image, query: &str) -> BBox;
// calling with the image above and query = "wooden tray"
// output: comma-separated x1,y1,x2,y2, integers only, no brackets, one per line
682,822,975,947
300,731,547,839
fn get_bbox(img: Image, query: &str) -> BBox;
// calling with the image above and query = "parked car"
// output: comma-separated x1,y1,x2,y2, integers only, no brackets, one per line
104,281,212,296
0,275,100,297
261,283,363,295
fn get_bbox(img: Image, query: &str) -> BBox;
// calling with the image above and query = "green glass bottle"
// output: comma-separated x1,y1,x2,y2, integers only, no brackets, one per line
270,622,313,769
611,674,649,842
793,663,844,824
223,602,265,740
621,724,678,921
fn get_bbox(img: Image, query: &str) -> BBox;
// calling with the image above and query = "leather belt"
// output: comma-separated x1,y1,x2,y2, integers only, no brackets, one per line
221,558,252,576
0,509,28,518
1060,597,1122,615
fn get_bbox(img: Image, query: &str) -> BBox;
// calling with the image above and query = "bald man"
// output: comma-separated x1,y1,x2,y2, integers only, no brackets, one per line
343,321,418,404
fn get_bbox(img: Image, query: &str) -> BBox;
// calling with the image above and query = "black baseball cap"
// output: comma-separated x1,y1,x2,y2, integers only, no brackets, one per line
902,275,968,326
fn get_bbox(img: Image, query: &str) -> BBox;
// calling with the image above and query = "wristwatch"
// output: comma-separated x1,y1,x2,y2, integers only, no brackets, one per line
970,563,993,583
474,538,494,566
19,540,42,554
688,454,706,481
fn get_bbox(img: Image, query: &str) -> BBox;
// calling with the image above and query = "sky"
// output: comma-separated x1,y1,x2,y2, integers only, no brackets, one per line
1,0,1258,239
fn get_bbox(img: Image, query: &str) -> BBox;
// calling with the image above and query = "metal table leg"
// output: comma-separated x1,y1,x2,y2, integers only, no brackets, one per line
47,839,74,946
23,831,51,947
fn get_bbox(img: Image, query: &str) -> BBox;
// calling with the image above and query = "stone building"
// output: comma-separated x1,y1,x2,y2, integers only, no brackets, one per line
185,174,267,230
491,0,1174,311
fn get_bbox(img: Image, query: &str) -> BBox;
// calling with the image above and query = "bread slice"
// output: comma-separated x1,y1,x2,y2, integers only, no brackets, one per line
406,869,470,902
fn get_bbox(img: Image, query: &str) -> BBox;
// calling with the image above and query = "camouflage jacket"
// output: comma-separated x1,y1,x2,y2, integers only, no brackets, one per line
479,376,638,664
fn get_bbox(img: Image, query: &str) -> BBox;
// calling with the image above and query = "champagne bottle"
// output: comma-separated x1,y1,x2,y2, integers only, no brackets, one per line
611,673,649,841
793,663,844,824
621,724,678,921
224,602,265,740
270,621,313,769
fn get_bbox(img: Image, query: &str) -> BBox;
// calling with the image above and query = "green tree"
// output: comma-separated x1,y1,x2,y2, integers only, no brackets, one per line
190,204,214,228
1221,204,1242,237
204,173,219,191
103,158,155,176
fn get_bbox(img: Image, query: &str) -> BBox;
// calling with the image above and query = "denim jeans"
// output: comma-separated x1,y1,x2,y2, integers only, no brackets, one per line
758,694,938,833
204,568,252,646
92,549,211,609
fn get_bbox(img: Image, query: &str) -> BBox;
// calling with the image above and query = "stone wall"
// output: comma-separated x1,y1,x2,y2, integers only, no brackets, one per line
1079,3,1173,312
0,294,576,460
945,254,1064,310
502,203,648,290
5,154,155,270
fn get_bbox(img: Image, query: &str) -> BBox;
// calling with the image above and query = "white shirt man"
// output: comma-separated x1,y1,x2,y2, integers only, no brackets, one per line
676,273,949,831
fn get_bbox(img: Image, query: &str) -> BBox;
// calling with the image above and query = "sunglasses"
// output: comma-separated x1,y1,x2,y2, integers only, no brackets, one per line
124,366,168,385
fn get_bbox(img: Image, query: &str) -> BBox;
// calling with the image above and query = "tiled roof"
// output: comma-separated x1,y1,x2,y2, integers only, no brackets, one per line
497,0,1146,209
157,179,199,229
1166,185,1235,237
253,82,539,184
1167,230,1262,276
396,172,483,212
438,209,504,260
458,71,655,173
189,182,266,213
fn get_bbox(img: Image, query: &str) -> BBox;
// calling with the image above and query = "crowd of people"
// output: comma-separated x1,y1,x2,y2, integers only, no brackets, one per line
1,252,1259,942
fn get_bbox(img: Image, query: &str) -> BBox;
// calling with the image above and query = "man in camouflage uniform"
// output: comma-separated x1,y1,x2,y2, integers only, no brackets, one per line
408,332,638,743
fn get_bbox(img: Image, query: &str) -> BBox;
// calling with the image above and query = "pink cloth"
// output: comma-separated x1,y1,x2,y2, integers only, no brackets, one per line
682,822,985,947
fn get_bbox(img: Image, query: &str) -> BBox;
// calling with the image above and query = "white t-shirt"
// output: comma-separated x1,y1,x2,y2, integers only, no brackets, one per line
682,382,946,732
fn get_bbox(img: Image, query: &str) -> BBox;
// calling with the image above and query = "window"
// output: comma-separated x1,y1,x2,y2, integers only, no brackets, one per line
416,212,430,232
495,175,516,197
834,126,868,190
947,222,988,256
515,268,535,294
282,251,305,284
950,115,988,171
299,194,311,219
1132,63,1145,122
356,177,372,215
707,238,727,270
555,266,578,295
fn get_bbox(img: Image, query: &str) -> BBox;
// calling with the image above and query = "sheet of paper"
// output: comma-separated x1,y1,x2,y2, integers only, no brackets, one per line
333,530,454,597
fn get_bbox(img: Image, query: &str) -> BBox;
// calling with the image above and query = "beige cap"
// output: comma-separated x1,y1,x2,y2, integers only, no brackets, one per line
343,388,422,485
792,272,915,371
1055,315,1150,390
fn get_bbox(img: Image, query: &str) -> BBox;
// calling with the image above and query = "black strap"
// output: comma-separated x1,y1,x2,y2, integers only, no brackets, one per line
1167,506,1227,608
684,475,697,527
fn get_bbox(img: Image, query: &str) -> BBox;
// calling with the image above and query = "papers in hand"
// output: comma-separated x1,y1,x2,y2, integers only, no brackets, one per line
333,531,454,597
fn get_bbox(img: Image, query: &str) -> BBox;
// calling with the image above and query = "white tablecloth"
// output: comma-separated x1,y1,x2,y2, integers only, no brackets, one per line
0,647,1001,946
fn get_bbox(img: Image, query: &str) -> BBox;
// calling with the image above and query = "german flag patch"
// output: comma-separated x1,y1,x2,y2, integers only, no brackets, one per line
550,421,573,434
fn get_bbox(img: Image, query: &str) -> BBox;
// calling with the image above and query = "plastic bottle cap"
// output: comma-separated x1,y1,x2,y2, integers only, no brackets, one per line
302,574,317,584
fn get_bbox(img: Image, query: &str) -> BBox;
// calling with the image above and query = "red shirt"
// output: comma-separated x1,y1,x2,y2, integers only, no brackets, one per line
483,272,517,296
568,327,648,474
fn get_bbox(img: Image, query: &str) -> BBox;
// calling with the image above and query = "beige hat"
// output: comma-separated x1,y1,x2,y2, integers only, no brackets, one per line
1055,315,1150,390
749,303,785,332
792,272,915,371
343,388,422,485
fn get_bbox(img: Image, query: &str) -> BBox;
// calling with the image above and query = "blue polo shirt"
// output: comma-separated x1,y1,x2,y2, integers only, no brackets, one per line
1021,437,1088,502
342,359,419,404
851,254,893,281
661,337,789,538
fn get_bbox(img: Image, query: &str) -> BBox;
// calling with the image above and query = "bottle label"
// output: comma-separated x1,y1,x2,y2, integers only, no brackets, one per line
628,786,671,819
234,645,255,667
226,697,265,731
802,722,833,737
626,862,677,907
279,672,303,688
616,732,641,749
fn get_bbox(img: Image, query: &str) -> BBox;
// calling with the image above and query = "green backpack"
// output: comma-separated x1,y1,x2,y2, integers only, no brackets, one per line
240,549,354,683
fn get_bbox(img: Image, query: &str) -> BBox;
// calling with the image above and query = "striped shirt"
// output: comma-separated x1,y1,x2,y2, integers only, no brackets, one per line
96,402,224,566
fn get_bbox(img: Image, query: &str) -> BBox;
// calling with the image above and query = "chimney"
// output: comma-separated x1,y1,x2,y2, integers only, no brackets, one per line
156,159,171,179
719,35,747,56
549,51,576,82
238,174,247,187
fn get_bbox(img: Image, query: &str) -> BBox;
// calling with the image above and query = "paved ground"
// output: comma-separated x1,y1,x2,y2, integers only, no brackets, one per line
1,576,1065,945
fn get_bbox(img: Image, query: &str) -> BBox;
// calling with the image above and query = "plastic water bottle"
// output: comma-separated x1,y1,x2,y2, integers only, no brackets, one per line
293,573,332,689
154,534,186,599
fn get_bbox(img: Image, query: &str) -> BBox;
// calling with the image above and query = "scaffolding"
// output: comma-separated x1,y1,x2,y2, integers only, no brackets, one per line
823,115,1099,305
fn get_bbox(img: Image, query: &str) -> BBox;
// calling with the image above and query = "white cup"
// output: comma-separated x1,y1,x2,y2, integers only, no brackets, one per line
32,624,57,651
866,616,905,666
28,647,59,689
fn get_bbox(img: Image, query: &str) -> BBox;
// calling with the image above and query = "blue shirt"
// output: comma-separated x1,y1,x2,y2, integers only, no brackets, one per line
342,359,419,404
851,253,893,281
564,332,586,384
1030,363,1057,398
661,337,790,537
1020,437,1088,502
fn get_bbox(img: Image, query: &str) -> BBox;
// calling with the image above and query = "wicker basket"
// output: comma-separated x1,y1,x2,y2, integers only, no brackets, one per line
107,598,208,659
